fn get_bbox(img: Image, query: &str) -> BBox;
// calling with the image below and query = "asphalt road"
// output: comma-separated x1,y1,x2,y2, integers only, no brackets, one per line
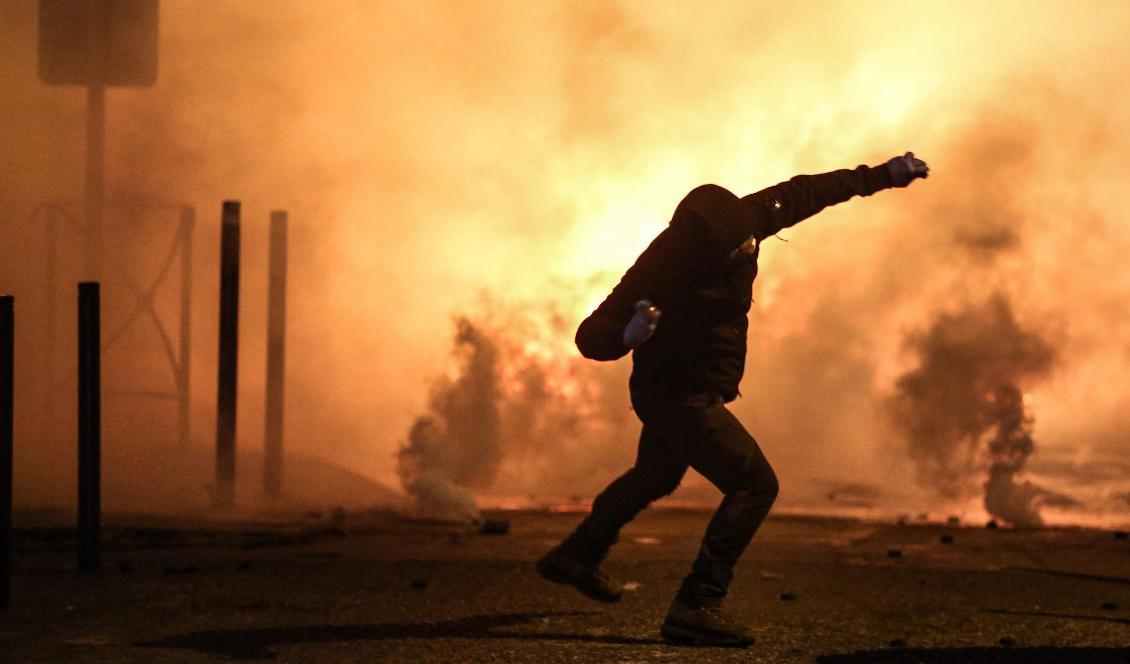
2,509,1128,662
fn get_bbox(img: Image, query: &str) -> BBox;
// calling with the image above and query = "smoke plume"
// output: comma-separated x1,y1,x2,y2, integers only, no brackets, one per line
981,383,1076,527
398,319,500,520
888,295,1059,525
399,292,637,513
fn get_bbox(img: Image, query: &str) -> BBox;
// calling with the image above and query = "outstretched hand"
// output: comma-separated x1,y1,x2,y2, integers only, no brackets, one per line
623,300,661,350
887,152,929,187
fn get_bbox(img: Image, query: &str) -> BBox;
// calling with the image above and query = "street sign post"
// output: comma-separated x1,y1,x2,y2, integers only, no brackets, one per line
38,0,159,280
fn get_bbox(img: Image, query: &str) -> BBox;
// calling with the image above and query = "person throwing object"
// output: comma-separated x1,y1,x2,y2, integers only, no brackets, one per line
537,152,929,647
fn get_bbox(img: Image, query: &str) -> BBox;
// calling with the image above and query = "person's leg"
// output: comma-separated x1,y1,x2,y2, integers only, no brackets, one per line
622,395,771,645
671,401,778,608
538,420,688,602
558,422,689,566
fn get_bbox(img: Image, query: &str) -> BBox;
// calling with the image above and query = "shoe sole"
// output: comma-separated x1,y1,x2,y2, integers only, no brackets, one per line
535,557,622,603
660,620,755,648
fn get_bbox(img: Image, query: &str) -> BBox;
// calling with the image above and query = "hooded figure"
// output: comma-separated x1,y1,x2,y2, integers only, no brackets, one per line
538,153,929,647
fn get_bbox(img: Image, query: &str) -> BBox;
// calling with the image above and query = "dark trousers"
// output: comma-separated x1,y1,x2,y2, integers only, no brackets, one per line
559,392,779,607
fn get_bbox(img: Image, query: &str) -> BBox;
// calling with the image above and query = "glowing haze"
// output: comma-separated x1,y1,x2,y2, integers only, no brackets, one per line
1,2,1128,524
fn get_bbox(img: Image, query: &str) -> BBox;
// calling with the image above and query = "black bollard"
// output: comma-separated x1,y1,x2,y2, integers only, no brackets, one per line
263,210,287,498
215,201,240,508
77,283,100,571
1,295,13,606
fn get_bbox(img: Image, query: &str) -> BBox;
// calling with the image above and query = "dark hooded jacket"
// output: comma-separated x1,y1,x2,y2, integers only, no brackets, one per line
575,163,894,401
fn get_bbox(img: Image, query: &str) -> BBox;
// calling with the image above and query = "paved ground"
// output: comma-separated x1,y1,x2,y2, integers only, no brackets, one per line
1,509,1128,662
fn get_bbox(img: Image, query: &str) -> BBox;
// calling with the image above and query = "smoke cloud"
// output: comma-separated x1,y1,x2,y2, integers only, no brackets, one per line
887,295,1058,525
398,318,500,520
399,293,636,516
1,2,1128,525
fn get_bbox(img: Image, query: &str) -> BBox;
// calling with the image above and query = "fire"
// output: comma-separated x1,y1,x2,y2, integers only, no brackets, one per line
5,2,1130,526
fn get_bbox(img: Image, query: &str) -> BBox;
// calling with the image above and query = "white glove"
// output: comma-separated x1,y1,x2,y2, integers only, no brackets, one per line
623,300,661,349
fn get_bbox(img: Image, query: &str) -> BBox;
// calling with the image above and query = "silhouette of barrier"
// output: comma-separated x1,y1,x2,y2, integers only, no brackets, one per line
264,210,287,498
1,295,12,606
77,283,101,571
215,201,240,508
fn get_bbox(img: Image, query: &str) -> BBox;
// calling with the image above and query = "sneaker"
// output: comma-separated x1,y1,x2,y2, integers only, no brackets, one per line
536,547,622,603
660,599,755,647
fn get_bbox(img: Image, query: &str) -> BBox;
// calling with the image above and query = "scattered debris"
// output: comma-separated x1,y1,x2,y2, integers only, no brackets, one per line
779,592,797,601
887,549,903,558
940,534,955,544
479,518,510,535
411,578,428,590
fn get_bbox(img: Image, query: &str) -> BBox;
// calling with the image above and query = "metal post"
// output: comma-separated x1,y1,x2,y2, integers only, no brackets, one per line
215,201,240,509
77,283,100,572
177,207,194,448
1,296,14,607
83,1,108,281
263,211,288,498
43,211,58,442
84,85,105,281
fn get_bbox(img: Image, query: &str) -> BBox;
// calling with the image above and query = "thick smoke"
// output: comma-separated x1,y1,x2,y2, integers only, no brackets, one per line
982,384,1076,526
2,3,1129,524
888,296,1059,525
399,293,637,512
398,319,500,520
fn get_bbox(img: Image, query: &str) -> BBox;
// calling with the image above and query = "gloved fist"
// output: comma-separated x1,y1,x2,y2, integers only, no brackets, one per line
886,151,929,187
623,300,661,350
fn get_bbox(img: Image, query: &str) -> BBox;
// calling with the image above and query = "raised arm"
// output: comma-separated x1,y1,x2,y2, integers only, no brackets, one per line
743,152,929,239
575,153,927,360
